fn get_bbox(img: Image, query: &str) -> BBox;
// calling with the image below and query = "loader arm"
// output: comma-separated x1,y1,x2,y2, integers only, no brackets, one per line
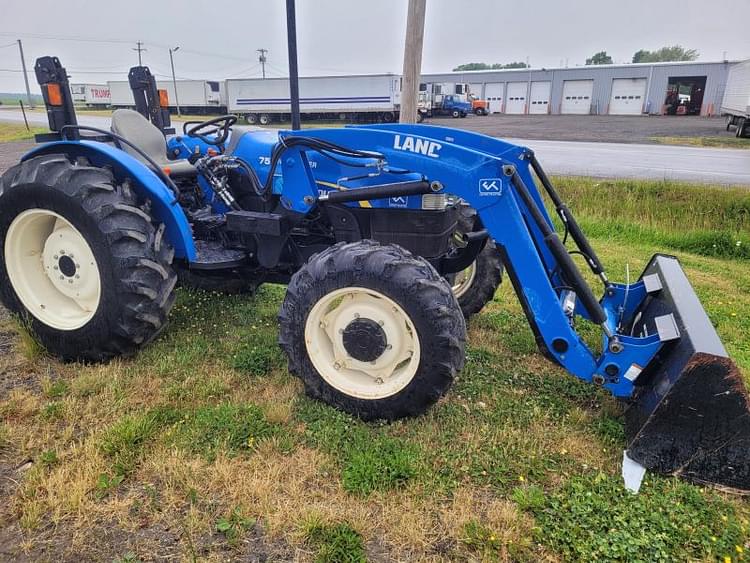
275,125,750,492
274,125,668,399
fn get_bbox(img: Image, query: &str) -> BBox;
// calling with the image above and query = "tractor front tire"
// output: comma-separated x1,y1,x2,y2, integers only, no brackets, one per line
449,206,504,319
451,240,504,319
0,154,177,362
279,240,465,421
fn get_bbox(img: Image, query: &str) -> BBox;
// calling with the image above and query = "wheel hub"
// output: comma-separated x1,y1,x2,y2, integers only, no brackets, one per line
58,255,77,277
304,287,421,400
342,317,387,362
5,209,102,330
41,225,99,302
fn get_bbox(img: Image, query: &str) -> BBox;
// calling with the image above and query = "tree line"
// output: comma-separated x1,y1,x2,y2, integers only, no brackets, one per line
453,45,699,71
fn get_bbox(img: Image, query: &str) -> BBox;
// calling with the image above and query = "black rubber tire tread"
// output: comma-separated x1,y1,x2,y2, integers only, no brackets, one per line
176,264,261,295
0,154,177,362
279,239,466,421
736,118,747,139
450,206,504,319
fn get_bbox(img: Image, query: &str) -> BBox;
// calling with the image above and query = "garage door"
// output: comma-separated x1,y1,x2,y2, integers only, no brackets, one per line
506,82,527,114
609,78,646,115
485,82,504,113
529,81,551,114
561,80,593,114
468,82,483,99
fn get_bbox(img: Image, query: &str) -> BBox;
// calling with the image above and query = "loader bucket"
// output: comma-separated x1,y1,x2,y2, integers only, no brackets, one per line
625,254,750,493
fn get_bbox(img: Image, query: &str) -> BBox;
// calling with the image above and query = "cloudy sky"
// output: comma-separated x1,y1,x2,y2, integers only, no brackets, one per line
1,0,748,93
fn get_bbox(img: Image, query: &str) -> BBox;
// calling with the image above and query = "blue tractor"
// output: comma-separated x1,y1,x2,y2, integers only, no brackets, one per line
2,57,749,491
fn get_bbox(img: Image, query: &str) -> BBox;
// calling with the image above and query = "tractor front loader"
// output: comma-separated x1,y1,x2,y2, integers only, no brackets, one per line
1,56,748,492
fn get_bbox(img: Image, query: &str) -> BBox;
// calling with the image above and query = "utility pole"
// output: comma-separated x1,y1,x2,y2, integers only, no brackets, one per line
169,46,181,116
17,39,33,108
133,41,146,65
285,0,301,130
257,48,268,79
399,0,426,124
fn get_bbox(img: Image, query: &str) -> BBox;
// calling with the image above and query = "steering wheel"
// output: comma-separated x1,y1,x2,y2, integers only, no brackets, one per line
184,115,237,145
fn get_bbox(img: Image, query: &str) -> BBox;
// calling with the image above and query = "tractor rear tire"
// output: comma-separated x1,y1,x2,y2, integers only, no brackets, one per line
279,240,465,421
176,265,261,295
449,206,504,319
0,154,177,362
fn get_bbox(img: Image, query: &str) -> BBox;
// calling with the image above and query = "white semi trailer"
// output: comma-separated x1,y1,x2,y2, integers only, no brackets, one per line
721,59,750,138
226,74,402,124
69,83,111,106
108,79,226,114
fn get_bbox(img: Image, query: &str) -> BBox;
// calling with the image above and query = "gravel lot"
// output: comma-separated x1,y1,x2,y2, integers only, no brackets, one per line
0,141,32,174
423,114,730,143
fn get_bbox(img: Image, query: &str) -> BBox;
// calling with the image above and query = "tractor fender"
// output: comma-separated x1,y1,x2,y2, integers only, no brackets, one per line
22,141,196,261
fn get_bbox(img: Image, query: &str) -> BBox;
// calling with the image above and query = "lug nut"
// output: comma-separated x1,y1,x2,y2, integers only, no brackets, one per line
333,362,341,370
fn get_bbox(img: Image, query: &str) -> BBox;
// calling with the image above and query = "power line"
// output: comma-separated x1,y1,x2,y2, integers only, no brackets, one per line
0,31,254,63
0,31,133,45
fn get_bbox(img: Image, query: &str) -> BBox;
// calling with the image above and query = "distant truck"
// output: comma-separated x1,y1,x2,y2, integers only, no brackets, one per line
721,59,750,138
417,83,472,119
69,83,111,107
468,93,489,116
226,74,402,124
108,79,226,114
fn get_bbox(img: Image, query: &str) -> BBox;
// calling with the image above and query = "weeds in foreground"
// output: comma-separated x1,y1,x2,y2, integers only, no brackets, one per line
302,515,366,563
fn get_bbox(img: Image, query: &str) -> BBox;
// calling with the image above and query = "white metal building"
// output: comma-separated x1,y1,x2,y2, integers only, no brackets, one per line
423,61,735,116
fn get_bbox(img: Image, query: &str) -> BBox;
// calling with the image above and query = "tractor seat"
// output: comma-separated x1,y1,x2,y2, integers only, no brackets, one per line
110,109,196,177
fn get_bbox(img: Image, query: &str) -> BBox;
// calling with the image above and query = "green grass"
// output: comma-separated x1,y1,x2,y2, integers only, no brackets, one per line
302,517,366,563
532,472,747,561
0,121,48,142
1,177,750,560
554,176,750,260
650,135,750,149
165,403,278,460
296,400,421,496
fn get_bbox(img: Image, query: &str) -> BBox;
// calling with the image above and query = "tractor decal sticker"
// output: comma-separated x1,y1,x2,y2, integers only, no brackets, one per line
479,178,503,196
393,134,442,158
388,196,409,208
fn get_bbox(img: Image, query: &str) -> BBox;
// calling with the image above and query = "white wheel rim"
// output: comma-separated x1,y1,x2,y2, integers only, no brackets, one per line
5,209,101,330
451,261,477,300
304,287,421,400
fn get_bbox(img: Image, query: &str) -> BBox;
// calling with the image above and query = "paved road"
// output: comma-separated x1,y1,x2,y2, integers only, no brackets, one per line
2,109,748,185
504,137,750,185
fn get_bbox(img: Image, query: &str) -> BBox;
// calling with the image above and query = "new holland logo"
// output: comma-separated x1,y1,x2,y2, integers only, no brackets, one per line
389,196,408,208
479,178,503,196
393,134,442,158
